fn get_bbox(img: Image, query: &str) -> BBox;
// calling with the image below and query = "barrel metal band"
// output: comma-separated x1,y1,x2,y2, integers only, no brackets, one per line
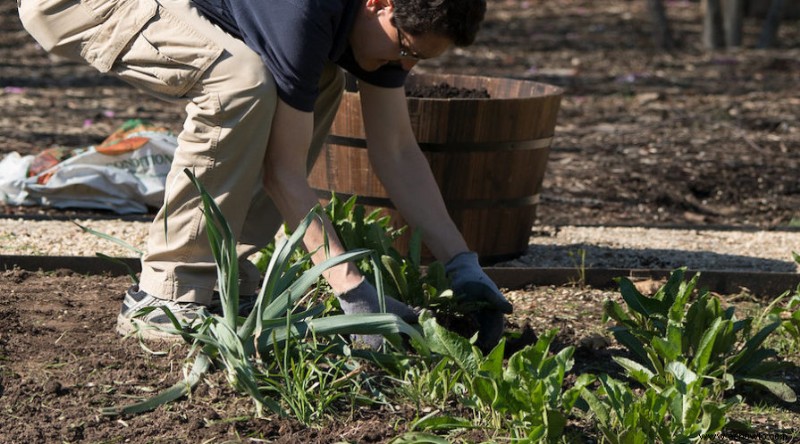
315,190,540,210
325,135,553,152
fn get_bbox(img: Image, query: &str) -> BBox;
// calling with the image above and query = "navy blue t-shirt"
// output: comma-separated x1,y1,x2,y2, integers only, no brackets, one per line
191,0,408,112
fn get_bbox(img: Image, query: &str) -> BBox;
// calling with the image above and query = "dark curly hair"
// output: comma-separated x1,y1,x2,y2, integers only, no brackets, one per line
392,0,486,47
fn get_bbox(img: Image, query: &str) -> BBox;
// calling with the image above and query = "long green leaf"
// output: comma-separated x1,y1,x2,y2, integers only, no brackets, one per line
73,221,144,256
421,314,479,374
410,413,476,432
100,353,210,416
95,252,139,284
617,277,666,318
609,328,651,365
613,356,655,385
580,387,610,426
691,317,724,374
263,313,426,354
260,249,371,321
390,432,452,444
728,321,782,373
738,377,797,403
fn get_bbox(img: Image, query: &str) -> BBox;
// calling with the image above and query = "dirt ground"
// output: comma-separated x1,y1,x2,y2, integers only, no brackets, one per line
1,0,799,442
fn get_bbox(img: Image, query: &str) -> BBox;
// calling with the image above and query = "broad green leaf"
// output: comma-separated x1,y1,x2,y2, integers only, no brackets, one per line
598,374,628,419
580,387,610,426
738,377,797,403
685,294,711,354
546,408,568,440
472,374,498,406
610,328,651,366
691,317,724,374
617,277,666,317
701,401,729,435
613,356,655,385
652,336,680,363
603,299,632,324
479,337,506,377
732,348,779,376
728,321,781,373
662,267,687,295
563,373,596,411
666,361,698,389
421,315,479,374
381,255,408,297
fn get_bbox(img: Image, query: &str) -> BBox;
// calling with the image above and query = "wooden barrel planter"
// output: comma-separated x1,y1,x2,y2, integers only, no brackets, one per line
309,73,563,263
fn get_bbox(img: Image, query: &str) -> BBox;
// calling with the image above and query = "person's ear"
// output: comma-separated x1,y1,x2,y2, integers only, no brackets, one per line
365,0,394,14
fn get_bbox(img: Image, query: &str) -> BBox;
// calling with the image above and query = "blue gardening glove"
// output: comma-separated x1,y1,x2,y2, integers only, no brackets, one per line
337,277,419,350
445,252,513,352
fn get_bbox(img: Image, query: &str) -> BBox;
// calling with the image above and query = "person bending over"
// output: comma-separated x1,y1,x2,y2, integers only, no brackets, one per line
19,0,513,350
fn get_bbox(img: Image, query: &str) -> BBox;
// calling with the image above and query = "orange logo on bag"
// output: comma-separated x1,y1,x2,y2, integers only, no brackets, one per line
96,136,150,155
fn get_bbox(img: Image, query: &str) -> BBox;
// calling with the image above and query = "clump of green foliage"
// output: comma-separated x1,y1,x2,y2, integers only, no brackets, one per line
323,193,452,311
397,312,590,442
102,169,425,419
603,268,796,403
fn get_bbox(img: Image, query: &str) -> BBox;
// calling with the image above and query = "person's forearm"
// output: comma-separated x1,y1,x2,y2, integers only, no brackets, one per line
357,83,469,263
262,100,362,293
369,145,468,264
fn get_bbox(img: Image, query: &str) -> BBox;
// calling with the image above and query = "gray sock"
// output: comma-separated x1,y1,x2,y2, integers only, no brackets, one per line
336,278,418,349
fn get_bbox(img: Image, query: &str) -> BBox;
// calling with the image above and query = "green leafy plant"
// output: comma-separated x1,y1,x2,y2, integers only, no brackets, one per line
323,193,452,311
409,313,589,442
759,287,800,356
101,169,426,418
581,368,739,444
603,268,796,403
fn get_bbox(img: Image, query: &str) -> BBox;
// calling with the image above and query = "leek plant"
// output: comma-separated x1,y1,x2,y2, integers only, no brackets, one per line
102,168,426,418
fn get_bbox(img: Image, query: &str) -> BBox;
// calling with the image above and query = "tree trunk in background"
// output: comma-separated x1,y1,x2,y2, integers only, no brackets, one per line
646,0,674,49
757,0,786,48
703,0,725,49
722,0,744,47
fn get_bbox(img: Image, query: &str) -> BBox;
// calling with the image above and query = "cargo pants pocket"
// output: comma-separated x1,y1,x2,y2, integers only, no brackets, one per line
83,0,222,98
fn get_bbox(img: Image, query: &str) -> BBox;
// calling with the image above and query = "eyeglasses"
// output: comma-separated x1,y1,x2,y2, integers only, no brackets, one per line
395,25,421,61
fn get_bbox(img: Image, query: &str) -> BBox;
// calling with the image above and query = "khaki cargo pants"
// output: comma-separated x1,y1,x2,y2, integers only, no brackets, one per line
18,0,345,303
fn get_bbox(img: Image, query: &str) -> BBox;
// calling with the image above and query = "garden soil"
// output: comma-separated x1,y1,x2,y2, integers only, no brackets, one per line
1,0,799,442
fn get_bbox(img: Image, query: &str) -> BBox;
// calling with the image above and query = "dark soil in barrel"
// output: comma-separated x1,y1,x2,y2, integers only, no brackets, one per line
405,82,491,98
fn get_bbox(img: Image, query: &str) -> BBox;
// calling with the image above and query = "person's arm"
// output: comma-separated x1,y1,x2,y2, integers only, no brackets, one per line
358,81,512,352
357,81,468,264
261,98,363,293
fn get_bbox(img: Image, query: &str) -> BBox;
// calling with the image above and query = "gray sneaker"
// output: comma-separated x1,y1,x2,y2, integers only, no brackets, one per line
116,285,204,340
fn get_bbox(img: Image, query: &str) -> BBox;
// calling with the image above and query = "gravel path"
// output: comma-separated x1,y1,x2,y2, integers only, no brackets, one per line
500,225,800,273
1,218,797,273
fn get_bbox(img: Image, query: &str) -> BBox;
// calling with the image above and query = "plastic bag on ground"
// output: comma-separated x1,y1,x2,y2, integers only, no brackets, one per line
0,119,176,214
